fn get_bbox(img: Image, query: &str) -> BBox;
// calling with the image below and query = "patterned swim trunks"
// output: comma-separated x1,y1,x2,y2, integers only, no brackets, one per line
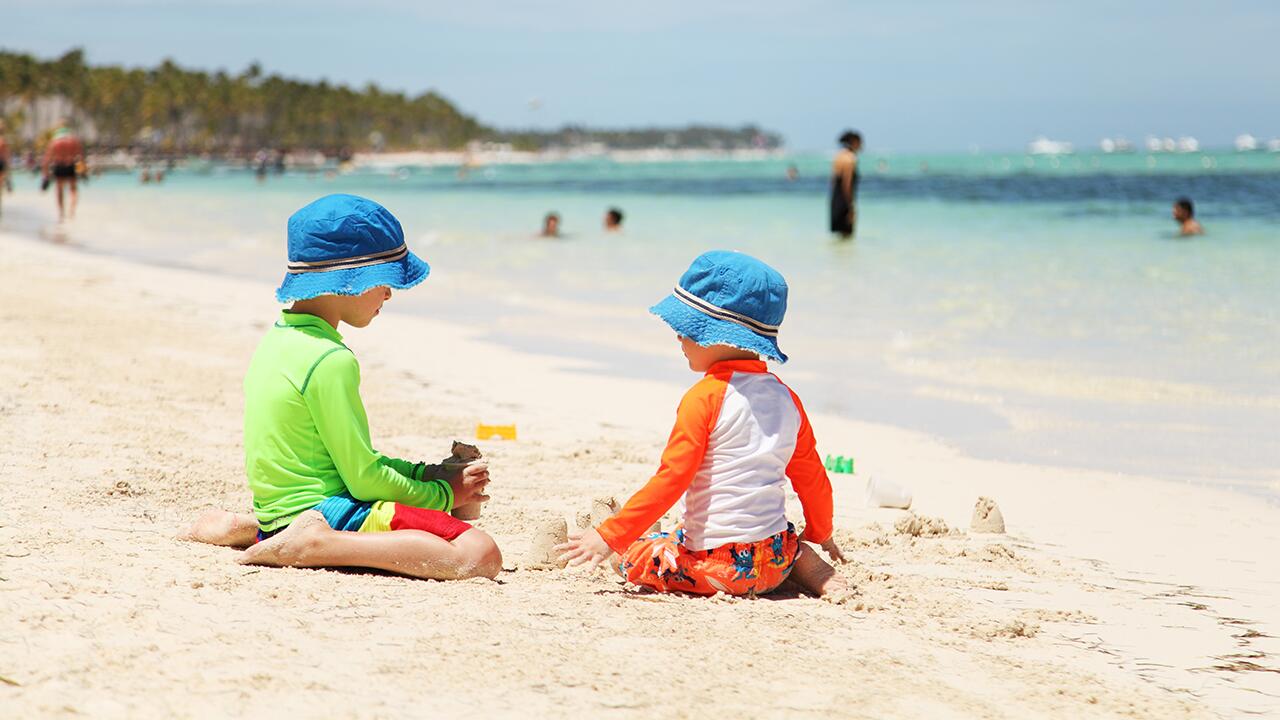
617,524,798,596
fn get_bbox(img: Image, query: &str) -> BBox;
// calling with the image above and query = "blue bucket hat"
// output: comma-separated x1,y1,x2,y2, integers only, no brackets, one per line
650,250,789,363
276,194,430,303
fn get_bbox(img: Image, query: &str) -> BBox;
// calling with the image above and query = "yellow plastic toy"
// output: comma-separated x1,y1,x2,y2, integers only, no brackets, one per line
476,423,517,441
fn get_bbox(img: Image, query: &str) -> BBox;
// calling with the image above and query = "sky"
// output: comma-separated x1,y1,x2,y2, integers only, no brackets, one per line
4,0,1279,152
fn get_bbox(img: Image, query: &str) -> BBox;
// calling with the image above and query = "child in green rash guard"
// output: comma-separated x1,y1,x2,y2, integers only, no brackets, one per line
181,194,502,580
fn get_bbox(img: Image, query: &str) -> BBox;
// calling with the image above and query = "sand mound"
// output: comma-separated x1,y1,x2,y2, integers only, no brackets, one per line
970,496,1006,533
576,495,619,529
893,512,951,537
525,517,569,570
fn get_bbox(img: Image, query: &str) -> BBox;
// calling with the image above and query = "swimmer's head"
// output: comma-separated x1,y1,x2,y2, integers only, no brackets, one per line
1173,197,1194,221
542,212,560,236
839,130,862,151
604,207,623,230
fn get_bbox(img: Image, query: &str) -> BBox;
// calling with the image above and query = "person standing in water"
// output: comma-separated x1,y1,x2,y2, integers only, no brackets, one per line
1172,197,1204,236
41,121,85,221
830,130,861,239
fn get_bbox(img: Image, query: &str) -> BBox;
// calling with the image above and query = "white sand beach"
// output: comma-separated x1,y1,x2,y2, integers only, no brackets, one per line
1,225,1278,718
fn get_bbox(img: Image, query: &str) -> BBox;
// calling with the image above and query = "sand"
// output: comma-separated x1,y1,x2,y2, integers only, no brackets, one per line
2,227,1278,718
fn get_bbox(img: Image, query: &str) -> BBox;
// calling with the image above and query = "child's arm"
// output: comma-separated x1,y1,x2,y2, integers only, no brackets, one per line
560,381,721,568
783,388,842,560
305,351,454,510
593,378,724,554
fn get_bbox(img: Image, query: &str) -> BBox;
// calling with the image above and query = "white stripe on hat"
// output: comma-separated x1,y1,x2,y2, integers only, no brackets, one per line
672,285,780,337
286,244,408,274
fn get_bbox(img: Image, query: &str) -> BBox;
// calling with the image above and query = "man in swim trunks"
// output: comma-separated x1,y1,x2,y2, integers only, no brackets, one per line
830,130,861,239
42,121,85,221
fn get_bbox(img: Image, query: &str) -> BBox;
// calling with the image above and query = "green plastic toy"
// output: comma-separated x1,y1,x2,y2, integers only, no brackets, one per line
823,454,855,474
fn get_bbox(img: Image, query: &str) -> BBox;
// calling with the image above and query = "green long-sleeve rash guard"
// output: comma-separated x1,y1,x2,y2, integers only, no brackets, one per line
244,311,452,531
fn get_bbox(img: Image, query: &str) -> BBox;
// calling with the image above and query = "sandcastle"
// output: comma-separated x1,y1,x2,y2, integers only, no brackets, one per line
575,496,620,529
525,518,569,570
970,496,1006,534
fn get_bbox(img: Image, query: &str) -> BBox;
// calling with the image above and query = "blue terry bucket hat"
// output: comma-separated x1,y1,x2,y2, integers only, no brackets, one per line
650,250,789,363
275,194,430,303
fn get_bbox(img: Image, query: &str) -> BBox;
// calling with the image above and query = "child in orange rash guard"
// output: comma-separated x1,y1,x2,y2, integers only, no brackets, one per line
557,250,848,598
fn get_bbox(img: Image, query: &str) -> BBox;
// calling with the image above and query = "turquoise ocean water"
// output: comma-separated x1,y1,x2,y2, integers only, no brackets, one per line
7,150,1279,497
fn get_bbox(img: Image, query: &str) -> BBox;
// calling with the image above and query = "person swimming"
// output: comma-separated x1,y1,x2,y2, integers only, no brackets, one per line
830,130,861,239
541,212,561,237
1172,197,1204,236
604,207,623,232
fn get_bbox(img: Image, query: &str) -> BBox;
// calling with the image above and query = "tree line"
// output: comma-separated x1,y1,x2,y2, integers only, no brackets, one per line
0,49,485,154
0,49,780,155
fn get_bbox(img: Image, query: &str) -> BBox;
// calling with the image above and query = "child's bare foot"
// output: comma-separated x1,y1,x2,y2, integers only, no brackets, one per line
178,509,258,548
819,572,856,605
790,543,855,602
238,511,330,567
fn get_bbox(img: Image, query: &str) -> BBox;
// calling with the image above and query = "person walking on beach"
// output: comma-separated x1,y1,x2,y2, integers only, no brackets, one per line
830,130,861,238
0,120,11,217
41,121,85,221
181,194,502,580
1173,197,1204,236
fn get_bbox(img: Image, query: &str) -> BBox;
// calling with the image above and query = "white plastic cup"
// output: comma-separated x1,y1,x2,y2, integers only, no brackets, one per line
865,475,913,510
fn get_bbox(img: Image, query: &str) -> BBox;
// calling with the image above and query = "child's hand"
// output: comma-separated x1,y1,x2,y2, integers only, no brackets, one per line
820,537,847,564
554,528,612,570
446,462,490,507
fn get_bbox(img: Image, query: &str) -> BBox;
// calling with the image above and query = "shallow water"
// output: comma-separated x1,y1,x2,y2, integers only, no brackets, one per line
8,150,1279,497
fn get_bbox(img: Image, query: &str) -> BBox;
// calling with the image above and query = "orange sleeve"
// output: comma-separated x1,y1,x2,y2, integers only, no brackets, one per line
784,387,834,544
596,376,727,554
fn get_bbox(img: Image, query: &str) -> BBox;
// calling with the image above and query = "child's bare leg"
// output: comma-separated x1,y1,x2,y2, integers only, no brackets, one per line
788,542,851,599
239,511,503,580
179,509,258,548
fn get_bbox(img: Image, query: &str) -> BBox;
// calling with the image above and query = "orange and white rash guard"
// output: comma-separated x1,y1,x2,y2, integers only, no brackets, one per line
597,359,834,553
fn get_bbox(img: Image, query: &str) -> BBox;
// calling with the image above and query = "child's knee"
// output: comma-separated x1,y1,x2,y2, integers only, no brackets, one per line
454,529,502,580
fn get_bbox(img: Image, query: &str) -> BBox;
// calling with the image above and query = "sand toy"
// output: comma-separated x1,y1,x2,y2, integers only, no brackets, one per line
476,423,517,441
444,440,486,520
824,454,855,474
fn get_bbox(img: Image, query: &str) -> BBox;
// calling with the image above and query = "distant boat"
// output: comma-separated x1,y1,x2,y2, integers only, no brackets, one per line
1234,134,1259,152
1099,137,1134,153
1268,138,1280,153
1027,137,1073,155
1175,136,1199,153
1145,136,1163,153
